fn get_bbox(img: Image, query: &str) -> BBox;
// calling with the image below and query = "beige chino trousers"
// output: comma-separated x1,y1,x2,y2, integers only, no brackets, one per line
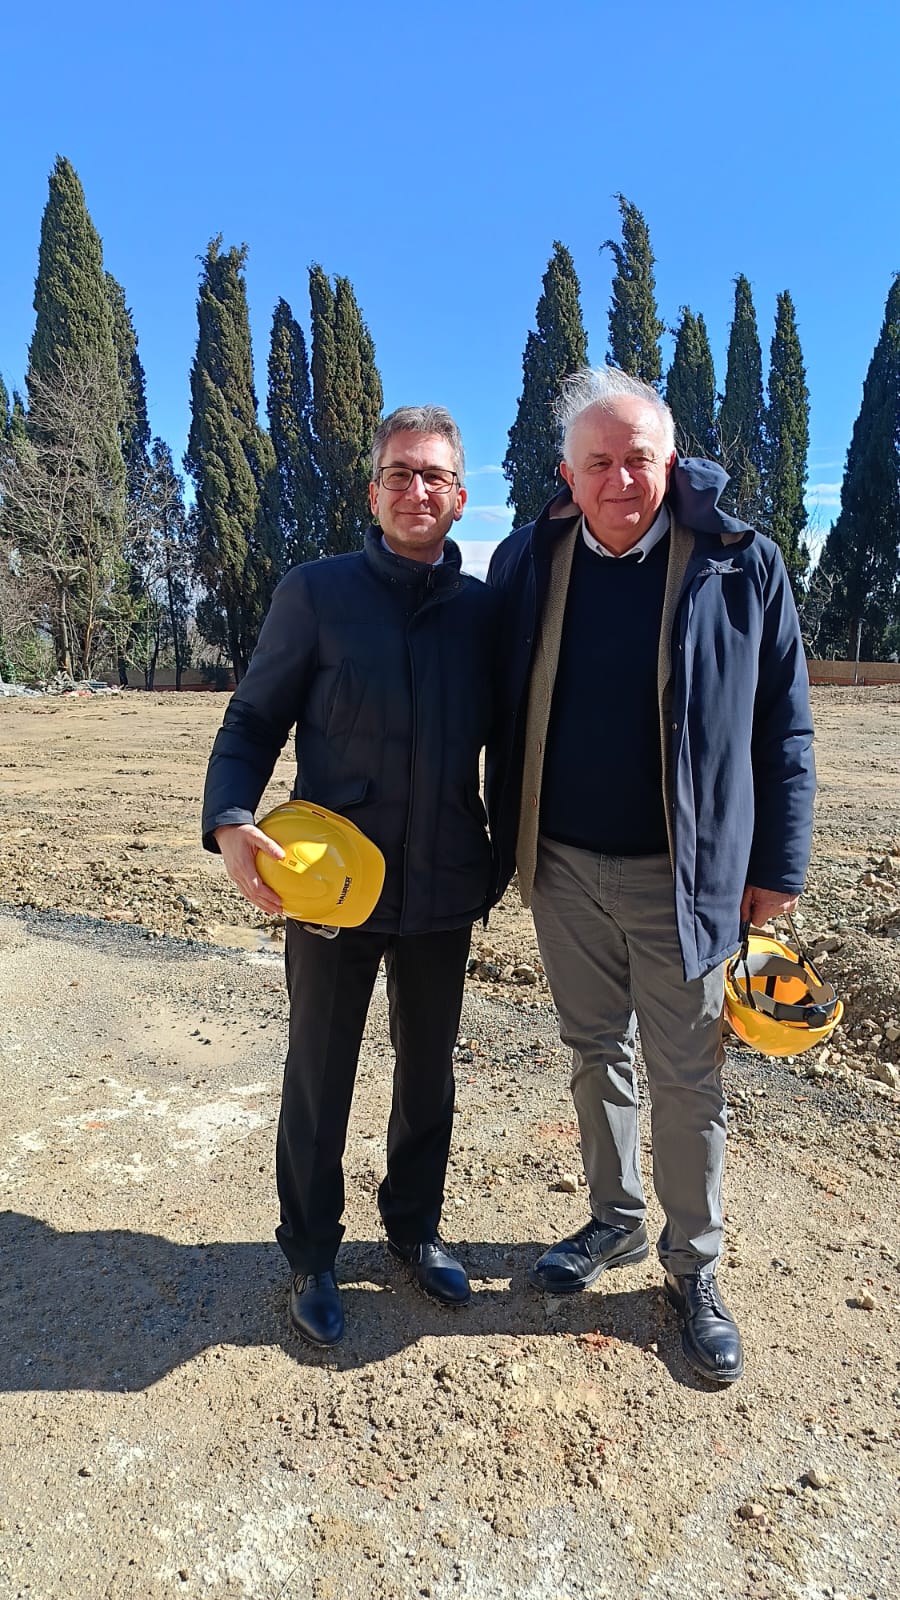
531,836,728,1275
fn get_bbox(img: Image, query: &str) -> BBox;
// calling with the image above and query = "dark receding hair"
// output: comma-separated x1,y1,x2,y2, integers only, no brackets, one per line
371,405,465,481
555,366,676,460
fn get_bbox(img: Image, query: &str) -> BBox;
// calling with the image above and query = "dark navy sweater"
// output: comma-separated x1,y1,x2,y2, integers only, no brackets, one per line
540,531,670,856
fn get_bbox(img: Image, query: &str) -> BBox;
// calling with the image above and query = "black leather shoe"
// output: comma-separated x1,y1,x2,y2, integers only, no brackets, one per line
529,1217,649,1293
289,1271,344,1347
665,1269,744,1384
387,1235,471,1305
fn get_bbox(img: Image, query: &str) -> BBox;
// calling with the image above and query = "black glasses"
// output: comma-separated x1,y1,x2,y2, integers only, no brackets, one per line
376,466,459,493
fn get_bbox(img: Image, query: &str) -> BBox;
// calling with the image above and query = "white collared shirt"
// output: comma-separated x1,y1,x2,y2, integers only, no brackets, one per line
580,504,670,562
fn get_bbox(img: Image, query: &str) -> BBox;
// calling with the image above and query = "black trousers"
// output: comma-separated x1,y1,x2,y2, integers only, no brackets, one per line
275,920,472,1274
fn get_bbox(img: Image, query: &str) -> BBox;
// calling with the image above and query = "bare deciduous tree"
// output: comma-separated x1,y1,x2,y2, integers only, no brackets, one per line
796,513,834,659
0,543,54,683
121,440,192,688
0,357,127,678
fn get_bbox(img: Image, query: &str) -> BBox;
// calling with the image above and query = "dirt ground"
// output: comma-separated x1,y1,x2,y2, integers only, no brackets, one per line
0,688,898,1600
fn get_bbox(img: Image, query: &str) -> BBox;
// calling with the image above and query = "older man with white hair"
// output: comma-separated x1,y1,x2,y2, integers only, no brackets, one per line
487,367,815,1384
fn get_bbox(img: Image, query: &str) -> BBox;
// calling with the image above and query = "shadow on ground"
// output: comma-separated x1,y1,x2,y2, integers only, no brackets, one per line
1,1211,703,1390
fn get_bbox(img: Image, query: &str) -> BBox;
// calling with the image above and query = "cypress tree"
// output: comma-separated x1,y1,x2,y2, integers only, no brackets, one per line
718,275,766,524
185,237,280,679
28,159,122,410
7,392,27,448
106,273,153,683
151,440,191,690
308,266,383,555
765,291,810,596
26,156,127,672
816,276,900,660
27,158,125,505
268,298,319,570
357,315,383,499
603,195,665,386
0,378,10,682
503,242,588,525
665,308,718,459
105,272,151,490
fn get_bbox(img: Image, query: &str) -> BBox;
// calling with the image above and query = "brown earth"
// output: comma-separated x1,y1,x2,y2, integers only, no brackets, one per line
0,688,898,1599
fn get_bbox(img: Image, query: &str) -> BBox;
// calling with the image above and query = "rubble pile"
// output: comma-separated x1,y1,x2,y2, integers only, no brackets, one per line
0,673,119,698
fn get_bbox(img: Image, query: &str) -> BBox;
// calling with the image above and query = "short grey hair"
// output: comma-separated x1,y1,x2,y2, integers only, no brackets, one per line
555,366,676,461
371,405,466,481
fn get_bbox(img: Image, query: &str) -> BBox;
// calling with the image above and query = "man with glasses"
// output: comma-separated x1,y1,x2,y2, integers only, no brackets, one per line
203,406,497,1346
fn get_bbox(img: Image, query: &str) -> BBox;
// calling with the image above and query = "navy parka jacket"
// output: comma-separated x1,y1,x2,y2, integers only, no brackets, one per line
485,459,816,980
202,530,498,936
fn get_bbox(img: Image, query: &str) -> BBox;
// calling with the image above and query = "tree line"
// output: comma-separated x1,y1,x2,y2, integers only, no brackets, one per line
1,163,898,683
0,158,381,686
503,197,900,661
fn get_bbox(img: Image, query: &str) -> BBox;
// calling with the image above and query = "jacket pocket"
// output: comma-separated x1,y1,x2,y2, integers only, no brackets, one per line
325,659,365,740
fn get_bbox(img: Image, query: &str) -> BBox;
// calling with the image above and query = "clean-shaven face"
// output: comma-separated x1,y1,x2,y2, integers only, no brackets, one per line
369,431,466,562
560,397,675,553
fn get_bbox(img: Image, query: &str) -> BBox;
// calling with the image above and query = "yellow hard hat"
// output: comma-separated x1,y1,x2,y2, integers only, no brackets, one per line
255,801,385,927
724,916,842,1058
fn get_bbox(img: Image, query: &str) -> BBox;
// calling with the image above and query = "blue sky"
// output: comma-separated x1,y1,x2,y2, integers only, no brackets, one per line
3,1,899,577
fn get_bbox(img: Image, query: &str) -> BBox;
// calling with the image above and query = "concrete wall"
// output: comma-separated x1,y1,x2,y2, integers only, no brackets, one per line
115,668,236,691
807,660,900,686
112,661,900,691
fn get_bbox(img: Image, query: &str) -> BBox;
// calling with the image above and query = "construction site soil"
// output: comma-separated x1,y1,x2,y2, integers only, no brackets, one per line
0,686,897,1600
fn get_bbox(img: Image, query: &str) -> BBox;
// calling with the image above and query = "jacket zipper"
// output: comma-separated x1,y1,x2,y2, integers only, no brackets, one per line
399,578,439,931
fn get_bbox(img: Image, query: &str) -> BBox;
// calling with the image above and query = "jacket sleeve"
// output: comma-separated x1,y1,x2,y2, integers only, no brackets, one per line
201,568,318,850
746,549,815,893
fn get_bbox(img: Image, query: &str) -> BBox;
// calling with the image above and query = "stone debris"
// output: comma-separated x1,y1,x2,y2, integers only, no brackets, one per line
804,1465,831,1489
0,672,120,697
45,674,120,696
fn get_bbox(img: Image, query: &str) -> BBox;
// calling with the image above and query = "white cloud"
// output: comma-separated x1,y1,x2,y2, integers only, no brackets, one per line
466,463,505,478
805,482,842,509
464,503,515,526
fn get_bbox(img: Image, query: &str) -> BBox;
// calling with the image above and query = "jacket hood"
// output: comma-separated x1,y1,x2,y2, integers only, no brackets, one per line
667,456,754,540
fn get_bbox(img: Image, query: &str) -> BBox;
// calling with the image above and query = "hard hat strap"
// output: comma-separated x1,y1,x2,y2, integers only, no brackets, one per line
739,988,839,1025
736,911,830,1014
731,954,839,1023
782,909,829,991
736,920,758,1009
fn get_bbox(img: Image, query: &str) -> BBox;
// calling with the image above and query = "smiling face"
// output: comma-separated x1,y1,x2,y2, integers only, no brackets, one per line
368,430,467,564
560,397,675,553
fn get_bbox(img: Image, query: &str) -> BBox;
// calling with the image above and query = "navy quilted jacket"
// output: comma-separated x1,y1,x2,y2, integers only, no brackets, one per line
203,530,498,935
485,459,816,980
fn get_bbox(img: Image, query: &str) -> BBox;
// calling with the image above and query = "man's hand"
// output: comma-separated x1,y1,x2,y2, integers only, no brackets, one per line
214,823,285,916
740,884,800,929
